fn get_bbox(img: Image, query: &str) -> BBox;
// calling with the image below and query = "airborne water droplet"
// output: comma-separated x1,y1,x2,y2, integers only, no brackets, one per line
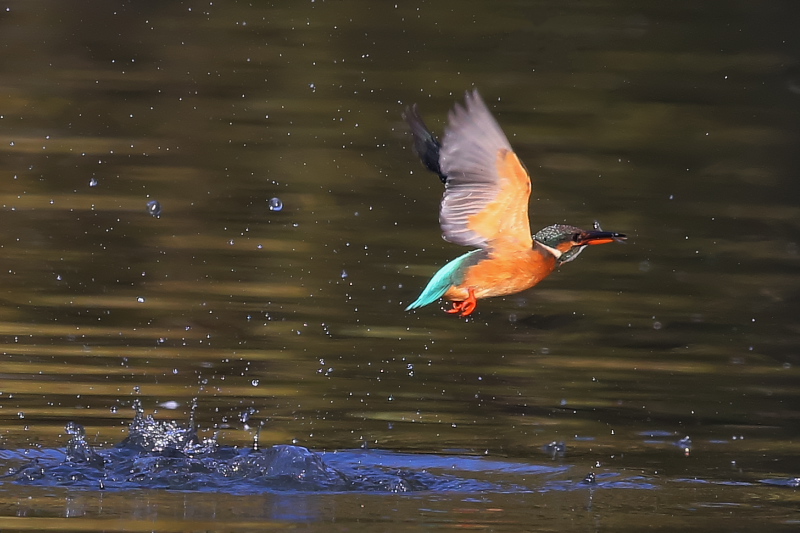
146,199,162,217
268,197,283,211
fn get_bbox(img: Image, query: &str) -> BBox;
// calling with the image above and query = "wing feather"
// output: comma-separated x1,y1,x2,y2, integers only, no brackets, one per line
438,90,533,250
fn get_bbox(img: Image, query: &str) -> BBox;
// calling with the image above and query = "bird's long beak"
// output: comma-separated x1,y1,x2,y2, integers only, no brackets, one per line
577,231,627,246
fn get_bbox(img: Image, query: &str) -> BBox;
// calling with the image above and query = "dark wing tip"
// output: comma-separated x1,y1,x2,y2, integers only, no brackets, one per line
403,102,446,183
400,103,419,124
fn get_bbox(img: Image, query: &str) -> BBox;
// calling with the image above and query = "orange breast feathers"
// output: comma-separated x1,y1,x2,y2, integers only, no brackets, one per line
444,247,557,301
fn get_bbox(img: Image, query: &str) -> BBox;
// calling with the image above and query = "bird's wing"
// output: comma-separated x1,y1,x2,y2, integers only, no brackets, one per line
438,90,533,251
402,104,446,183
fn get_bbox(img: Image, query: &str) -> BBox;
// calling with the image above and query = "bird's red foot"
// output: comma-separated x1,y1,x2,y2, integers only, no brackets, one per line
445,288,477,317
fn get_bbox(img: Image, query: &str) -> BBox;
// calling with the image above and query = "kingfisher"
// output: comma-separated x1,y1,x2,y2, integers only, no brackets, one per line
402,89,626,317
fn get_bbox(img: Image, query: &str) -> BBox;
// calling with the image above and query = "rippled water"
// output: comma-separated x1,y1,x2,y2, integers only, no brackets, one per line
0,0,799,530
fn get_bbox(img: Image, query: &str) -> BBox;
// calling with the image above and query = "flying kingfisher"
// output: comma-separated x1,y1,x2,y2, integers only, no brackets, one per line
402,89,626,317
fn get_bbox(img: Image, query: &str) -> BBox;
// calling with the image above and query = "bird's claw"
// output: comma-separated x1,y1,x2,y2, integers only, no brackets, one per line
445,288,477,317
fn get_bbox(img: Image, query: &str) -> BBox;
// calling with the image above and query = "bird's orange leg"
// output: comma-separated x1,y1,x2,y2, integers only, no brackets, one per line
445,288,478,317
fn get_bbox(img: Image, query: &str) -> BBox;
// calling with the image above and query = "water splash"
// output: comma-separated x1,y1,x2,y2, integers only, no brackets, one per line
2,408,657,495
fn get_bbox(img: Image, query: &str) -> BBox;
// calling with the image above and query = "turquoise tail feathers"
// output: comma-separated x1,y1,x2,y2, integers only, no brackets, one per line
405,250,482,311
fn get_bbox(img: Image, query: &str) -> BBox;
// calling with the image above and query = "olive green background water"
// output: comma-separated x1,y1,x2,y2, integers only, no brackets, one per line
0,0,799,530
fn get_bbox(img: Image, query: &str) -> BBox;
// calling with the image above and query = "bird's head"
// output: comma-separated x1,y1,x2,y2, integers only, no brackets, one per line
533,223,626,266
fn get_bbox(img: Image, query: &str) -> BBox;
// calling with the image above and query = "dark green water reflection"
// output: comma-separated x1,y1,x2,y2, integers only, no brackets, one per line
0,0,798,530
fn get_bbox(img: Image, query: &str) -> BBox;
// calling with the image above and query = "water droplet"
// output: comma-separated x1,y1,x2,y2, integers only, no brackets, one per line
268,197,283,211
677,436,692,456
251,379,260,386
65,421,84,437
146,199,162,217
136,296,145,303
89,177,98,187
545,441,567,457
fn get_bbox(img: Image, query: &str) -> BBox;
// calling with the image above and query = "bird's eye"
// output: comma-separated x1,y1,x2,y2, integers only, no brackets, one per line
571,233,582,243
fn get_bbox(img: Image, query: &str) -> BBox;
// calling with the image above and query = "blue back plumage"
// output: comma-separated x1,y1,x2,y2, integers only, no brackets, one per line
405,250,483,311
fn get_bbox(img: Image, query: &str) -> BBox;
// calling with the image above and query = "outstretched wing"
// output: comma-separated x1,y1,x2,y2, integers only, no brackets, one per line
439,90,533,251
